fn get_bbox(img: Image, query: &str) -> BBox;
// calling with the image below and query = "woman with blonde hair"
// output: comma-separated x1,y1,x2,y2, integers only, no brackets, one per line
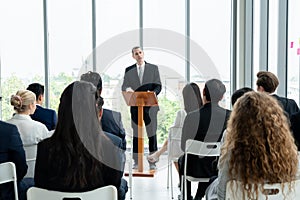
7,90,51,177
206,91,298,200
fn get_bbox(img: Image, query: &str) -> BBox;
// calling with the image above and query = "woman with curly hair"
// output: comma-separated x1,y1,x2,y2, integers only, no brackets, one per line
206,91,298,200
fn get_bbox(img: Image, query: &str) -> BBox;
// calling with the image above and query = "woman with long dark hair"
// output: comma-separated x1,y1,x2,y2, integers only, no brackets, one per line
147,82,203,171
34,81,127,200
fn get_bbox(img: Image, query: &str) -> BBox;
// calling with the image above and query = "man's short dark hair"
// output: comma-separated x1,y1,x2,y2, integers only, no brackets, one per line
256,71,279,93
27,83,44,98
231,87,253,106
204,79,226,103
132,46,141,54
96,96,104,111
80,71,102,91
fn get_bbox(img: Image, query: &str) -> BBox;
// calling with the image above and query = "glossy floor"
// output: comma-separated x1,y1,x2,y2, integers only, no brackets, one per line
123,153,200,200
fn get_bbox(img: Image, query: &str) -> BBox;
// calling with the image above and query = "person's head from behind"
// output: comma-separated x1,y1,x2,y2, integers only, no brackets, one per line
96,96,104,121
27,83,44,105
231,87,253,106
50,81,104,188
256,71,279,93
203,79,226,103
221,92,298,197
80,71,102,96
182,82,203,113
11,90,36,115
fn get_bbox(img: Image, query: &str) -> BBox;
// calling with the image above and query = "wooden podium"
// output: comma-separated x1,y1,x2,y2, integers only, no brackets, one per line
122,91,158,177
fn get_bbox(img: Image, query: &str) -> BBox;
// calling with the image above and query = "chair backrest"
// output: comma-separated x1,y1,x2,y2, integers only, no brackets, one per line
23,145,37,178
0,162,19,200
168,126,184,161
27,185,118,200
225,180,300,200
185,139,220,157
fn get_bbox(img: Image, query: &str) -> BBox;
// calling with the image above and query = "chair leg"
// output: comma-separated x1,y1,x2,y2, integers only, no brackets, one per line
167,157,170,189
170,161,174,199
129,145,133,199
180,175,184,200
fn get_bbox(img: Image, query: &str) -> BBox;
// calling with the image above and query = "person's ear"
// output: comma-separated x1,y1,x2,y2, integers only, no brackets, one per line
38,94,43,102
98,108,103,119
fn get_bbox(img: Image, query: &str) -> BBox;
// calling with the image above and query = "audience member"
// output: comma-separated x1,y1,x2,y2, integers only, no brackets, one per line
219,87,253,146
290,111,300,150
7,90,51,177
27,83,57,131
0,120,34,200
256,71,299,117
34,81,127,200
205,92,298,200
178,79,231,200
230,87,253,106
147,82,203,173
80,71,127,150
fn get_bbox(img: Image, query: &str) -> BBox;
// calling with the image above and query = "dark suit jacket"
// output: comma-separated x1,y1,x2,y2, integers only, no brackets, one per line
290,111,300,150
102,109,126,150
180,103,231,178
0,121,27,199
272,94,299,118
121,62,162,120
30,105,57,131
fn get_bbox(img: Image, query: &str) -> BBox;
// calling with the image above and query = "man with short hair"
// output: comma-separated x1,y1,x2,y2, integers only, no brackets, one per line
0,120,34,200
256,71,299,117
27,83,57,131
80,71,127,150
178,79,231,200
121,46,162,170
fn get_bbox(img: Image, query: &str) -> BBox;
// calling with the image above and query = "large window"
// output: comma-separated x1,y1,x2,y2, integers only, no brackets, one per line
0,0,44,120
190,0,231,108
267,0,279,75
48,0,92,111
287,0,300,105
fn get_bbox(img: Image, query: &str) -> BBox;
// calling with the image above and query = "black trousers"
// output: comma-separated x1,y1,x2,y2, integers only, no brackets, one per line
130,106,158,162
178,155,218,199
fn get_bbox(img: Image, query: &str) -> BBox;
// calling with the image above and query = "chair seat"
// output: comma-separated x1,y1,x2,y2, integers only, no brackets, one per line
27,185,118,200
185,176,210,182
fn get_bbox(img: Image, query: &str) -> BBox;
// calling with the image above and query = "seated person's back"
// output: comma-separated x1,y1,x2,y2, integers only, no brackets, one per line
0,120,33,200
27,83,57,131
34,81,127,200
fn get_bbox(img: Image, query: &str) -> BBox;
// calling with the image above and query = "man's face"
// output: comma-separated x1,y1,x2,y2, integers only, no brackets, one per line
132,48,144,63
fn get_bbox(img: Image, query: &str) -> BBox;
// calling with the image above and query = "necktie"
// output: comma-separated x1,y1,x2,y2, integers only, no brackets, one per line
138,66,143,84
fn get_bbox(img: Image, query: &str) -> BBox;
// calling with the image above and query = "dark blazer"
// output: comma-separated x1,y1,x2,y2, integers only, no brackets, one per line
121,62,162,120
180,103,231,178
102,109,126,150
290,111,300,150
121,62,162,95
0,121,27,199
272,94,299,118
30,105,57,131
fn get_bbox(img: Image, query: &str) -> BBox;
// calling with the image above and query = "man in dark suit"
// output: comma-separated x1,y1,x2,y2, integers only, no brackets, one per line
178,79,231,200
0,120,34,200
256,71,299,118
290,111,300,150
121,46,162,170
80,71,127,150
27,83,57,131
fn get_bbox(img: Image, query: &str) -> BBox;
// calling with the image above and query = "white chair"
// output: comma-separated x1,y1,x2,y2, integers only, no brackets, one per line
225,179,300,200
181,139,220,200
167,126,184,199
0,162,19,200
27,185,118,200
23,145,37,178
